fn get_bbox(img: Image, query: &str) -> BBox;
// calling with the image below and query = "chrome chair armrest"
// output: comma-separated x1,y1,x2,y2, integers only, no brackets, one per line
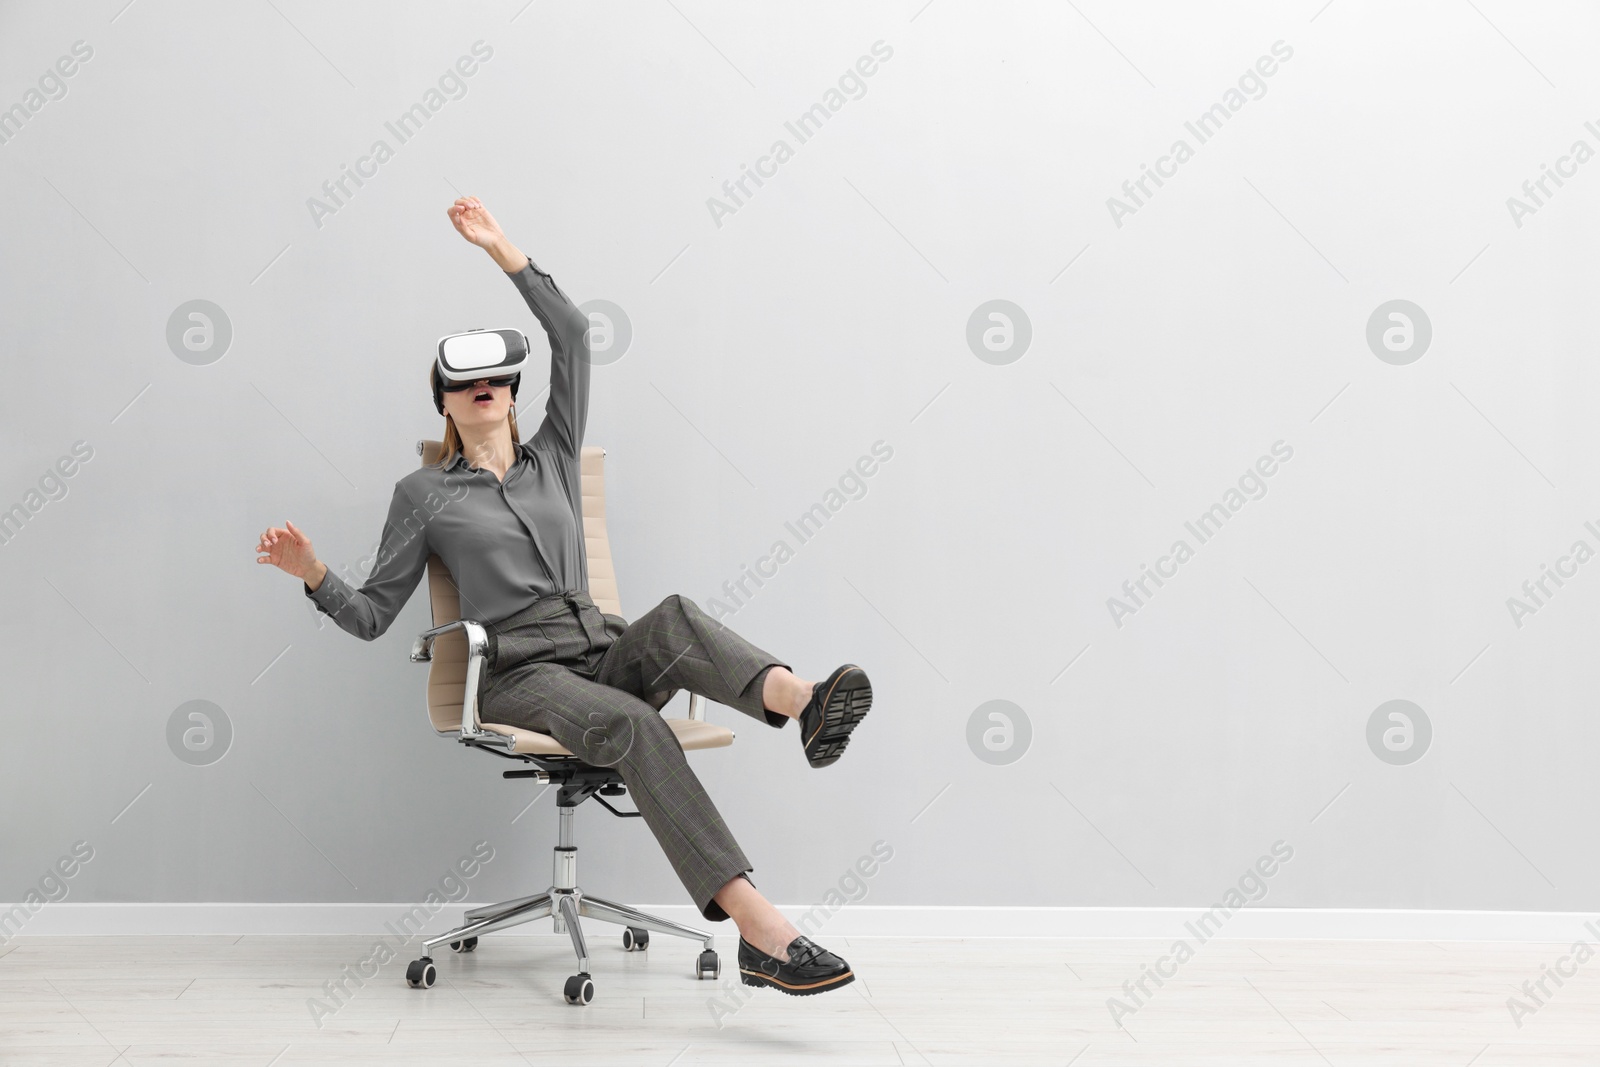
410,618,492,737
410,618,487,662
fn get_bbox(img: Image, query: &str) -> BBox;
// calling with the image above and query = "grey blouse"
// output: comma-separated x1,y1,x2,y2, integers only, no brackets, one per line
304,259,591,639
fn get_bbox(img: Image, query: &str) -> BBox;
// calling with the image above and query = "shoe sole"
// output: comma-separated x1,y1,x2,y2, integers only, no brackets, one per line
739,967,856,995
803,666,872,768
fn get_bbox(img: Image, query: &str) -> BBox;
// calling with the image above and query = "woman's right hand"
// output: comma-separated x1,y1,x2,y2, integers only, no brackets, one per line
256,520,324,588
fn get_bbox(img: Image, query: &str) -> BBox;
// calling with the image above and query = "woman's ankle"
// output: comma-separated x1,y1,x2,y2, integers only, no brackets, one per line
761,667,813,720
734,903,802,960
714,872,801,958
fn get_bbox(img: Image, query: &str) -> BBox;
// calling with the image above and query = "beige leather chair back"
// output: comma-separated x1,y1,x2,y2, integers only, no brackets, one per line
417,441,619,734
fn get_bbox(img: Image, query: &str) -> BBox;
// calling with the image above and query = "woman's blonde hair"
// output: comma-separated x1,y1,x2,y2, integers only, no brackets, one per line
427,364,521,469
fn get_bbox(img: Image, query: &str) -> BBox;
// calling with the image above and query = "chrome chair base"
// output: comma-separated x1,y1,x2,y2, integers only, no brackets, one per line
406,804,721,1002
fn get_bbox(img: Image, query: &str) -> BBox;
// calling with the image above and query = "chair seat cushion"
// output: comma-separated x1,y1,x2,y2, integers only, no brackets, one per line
477,717,734,756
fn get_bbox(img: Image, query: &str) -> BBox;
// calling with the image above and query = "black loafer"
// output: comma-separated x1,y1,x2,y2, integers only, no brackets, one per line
738,935,855,995
799,664,872,768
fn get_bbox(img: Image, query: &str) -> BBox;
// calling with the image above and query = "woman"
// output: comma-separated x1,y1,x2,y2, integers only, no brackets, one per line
255,197,873,996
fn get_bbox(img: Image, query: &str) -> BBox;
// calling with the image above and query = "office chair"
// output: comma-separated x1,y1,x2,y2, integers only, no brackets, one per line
403,441,734,1005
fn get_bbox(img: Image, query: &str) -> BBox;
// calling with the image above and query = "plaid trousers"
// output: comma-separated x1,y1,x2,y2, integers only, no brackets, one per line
479,590,790,921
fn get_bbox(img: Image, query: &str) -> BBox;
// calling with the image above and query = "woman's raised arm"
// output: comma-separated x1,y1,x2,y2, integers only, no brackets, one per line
447,196,590,457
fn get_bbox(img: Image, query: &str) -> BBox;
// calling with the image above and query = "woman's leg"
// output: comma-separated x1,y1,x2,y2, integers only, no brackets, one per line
482,660,752,922
479,594,858,984
593,593,873,770
588,593,866,961
592,593,801,727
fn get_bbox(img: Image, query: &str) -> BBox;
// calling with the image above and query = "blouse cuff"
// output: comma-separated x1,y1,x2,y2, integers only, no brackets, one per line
305,568,351,617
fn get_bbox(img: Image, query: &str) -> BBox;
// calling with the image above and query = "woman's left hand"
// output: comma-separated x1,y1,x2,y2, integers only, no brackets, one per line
448,196,506,250
448,196,529,272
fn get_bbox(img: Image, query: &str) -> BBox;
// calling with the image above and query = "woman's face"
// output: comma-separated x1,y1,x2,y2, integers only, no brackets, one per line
441,377,514,431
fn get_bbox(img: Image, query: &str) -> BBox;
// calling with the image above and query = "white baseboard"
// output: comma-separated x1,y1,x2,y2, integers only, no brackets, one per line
6,903,1600,942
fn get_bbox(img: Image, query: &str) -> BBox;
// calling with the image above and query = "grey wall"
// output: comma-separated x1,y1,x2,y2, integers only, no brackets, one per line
2,0,1597,916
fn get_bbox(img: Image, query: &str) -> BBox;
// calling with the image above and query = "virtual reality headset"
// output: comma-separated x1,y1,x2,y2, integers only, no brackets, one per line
431,328,530,414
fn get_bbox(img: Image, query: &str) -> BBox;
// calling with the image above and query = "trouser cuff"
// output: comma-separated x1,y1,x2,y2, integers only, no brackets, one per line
739,663,792,728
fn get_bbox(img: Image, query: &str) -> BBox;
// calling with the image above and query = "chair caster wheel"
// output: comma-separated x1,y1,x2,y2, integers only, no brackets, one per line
696,949,720,980
622,927,649,951
449,937,478,953
405,957,436,989
563,972,594,1004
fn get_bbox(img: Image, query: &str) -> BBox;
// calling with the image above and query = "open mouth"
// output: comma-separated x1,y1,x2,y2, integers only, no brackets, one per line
473,389,494,403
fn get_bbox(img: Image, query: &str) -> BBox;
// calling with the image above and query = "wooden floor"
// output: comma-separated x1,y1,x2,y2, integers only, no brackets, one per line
1,933,1594,1064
